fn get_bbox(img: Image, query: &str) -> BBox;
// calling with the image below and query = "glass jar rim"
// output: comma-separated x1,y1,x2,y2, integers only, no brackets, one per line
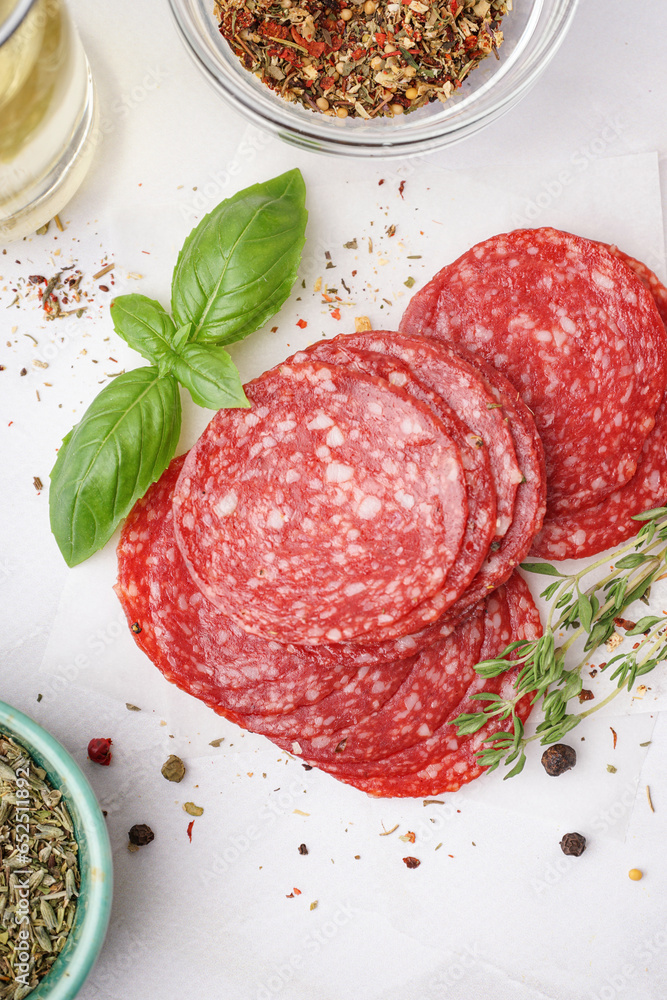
0,0,38,46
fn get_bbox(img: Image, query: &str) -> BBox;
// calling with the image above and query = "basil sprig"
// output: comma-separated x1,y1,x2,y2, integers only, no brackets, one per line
50,169,307,567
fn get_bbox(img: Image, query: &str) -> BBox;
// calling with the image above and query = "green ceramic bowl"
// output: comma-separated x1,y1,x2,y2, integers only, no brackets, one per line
0,700,113,999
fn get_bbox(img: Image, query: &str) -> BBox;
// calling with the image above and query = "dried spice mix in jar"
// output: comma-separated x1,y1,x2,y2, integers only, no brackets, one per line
215,0,509,119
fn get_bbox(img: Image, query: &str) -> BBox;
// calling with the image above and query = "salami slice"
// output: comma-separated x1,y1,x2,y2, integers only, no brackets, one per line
301,332,520,538
117,457,431,718
298,332,544,630
242,647,419,741
441,345,547,617
400,228,667,514
289,339,497,636
318,573,540,797
269,604,485,766
532,251,667,560
173,360,468,645
292,587,511,781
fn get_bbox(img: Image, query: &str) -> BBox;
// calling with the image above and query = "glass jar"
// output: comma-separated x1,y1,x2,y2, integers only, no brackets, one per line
0,0,97,242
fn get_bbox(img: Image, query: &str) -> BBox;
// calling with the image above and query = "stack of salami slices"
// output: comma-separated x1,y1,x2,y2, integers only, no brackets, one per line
401,228,667,560
116,329,547,798
116,226,667,799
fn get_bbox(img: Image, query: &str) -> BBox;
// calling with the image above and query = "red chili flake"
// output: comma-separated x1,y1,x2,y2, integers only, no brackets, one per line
321,75,335,90
88,738,113,766
449,0,459,13
308,40,326,58
403,856,421,869
398,180,406,198
375,32,386,45
404,831,415,843
610,727,618,750
293,887,302,895
296,318,308,329
578,689,594,703
330,308,341,321
187,820,195,842
351,47,364,60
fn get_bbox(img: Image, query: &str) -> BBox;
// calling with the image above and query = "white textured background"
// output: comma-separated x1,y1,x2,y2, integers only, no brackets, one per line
1,3,667,998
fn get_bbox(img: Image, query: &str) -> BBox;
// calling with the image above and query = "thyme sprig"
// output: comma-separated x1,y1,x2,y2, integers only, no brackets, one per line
452,507,667,779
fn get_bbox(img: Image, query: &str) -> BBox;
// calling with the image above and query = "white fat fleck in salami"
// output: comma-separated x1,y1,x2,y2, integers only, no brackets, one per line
400,227,667,515
532,249,667,560
173,360,469,645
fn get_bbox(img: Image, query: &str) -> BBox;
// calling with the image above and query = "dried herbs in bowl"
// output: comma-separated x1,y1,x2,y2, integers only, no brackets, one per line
0,702,112,1000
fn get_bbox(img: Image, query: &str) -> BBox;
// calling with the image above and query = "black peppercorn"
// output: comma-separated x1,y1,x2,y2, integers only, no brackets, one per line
128,823,155,847
560,832,586,857
541,743,577,776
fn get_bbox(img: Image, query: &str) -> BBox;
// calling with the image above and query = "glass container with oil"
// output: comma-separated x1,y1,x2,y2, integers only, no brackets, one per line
0,0,97,242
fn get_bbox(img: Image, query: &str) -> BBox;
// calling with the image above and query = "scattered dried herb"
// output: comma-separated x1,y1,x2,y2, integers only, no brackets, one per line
33,476,43,492
92,264,115,282
0,733,80,998
87,738,112,766
606,764,617,774
379,823,399,836
183,802,204,817
215,0,508,119
128,824,154,847
209,738,225,748
647,786,655,813
161,755,186,783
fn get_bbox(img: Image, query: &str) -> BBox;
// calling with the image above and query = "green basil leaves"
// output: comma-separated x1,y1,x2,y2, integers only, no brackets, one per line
50,369,182,566
171,170,307,345
50,169,307,567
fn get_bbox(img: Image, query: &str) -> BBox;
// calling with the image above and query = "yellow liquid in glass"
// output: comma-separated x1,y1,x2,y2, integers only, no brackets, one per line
0,0,66,162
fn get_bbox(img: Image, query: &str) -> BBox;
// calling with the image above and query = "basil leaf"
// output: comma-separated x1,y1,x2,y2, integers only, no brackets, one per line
171,344,250,411
171,168,307,346
49,367,181,567
110,295,177,364
173,323,192,351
